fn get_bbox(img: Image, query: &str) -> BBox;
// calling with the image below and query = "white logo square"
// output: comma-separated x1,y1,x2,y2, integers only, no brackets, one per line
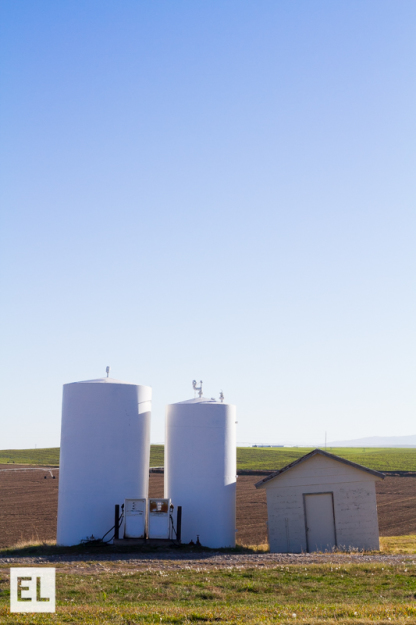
10,567,56,613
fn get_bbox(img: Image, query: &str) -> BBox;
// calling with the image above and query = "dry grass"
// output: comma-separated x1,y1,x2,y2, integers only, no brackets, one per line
380,534,416,554
236,541,269,552
9,530,56,551
4,535,416,556
239,535,416,555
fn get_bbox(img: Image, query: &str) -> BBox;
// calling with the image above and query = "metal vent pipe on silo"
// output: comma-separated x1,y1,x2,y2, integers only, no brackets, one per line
164,389,237,548
57,375,151,546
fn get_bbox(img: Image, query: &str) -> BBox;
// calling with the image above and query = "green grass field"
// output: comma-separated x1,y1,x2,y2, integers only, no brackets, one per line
237,446,416,472
0,447,60,466
1,561,415,623
1,445,416,472
0,446,164,468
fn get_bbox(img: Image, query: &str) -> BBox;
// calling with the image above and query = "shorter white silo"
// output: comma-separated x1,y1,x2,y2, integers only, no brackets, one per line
165,391,237,548
57,375,151,546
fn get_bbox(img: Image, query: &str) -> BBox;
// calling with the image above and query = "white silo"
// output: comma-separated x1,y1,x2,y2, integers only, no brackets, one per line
165,385,237,548
57,373,151,546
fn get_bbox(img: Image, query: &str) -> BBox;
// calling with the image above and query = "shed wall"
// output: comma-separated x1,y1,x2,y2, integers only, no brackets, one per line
263,455,380,553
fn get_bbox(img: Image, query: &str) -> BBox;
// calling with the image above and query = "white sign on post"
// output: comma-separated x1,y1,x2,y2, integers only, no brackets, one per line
10,567,56,613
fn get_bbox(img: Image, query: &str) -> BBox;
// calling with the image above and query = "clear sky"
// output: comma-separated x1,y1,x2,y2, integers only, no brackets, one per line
1,1,415,449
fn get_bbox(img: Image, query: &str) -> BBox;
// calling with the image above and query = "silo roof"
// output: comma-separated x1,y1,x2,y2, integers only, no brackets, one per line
175,397,222,404
67,377,137,385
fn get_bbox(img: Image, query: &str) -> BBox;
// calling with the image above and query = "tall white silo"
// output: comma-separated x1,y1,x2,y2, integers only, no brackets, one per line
165,393,237,548
57,375,151,546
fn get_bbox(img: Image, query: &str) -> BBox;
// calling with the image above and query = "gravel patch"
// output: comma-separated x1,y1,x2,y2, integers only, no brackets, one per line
1,551,415,574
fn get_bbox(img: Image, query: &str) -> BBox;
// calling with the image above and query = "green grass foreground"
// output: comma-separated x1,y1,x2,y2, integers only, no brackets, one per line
1,563,416,623
1,445,416,472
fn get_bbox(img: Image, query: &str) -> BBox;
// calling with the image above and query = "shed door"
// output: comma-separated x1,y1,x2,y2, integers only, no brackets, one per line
304,493,336,552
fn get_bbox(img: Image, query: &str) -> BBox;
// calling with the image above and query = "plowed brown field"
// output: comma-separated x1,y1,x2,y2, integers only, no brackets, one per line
0,468,414,548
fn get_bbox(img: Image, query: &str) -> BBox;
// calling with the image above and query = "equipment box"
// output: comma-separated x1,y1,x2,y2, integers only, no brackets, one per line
148,498,170,539
124,498,146,538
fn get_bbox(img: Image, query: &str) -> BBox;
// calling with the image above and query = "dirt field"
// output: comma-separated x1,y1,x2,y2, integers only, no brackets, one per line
0,466,59,548
0,468,414,548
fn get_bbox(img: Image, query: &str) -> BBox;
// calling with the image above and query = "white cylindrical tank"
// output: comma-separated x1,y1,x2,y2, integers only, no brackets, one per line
165,397,236,548
57,377,151,546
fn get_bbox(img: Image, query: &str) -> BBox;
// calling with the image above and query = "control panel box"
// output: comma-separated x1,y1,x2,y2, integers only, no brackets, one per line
148,498,171,539
124,498,146,539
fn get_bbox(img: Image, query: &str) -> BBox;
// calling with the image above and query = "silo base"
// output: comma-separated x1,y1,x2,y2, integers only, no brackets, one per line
113,538,175,547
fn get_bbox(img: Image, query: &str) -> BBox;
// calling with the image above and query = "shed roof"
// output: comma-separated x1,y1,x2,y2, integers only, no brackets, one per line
255,448,385,489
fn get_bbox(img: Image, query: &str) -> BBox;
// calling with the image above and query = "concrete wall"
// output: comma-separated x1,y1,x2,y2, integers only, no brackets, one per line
262,454,381,553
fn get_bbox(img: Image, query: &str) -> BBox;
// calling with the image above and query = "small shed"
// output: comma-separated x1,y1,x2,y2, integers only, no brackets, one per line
255,449,384,553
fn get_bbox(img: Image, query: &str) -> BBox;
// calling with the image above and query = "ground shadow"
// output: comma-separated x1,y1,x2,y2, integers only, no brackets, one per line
0,541,268,561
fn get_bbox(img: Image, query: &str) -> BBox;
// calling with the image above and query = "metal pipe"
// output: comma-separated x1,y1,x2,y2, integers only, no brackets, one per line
177,506,182,544
114,504,120,540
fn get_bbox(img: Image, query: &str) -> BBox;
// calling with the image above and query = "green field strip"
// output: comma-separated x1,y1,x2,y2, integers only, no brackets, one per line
1,445,416,472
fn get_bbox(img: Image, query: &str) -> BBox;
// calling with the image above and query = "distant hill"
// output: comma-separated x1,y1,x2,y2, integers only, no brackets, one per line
328,435,416,448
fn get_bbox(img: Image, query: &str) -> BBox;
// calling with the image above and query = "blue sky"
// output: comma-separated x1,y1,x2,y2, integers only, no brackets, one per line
1,0,415,448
